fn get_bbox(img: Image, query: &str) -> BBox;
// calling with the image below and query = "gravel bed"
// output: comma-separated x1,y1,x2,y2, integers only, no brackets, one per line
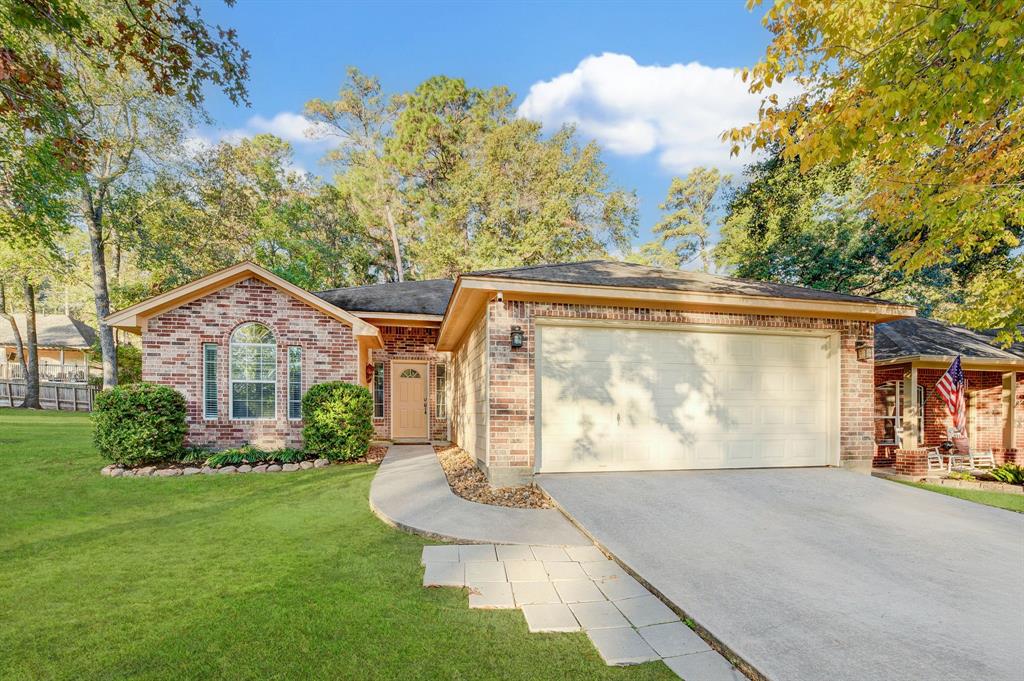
433,444,553,509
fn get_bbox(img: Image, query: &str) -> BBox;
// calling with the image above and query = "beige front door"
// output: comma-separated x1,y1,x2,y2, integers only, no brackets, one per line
392,361,428,439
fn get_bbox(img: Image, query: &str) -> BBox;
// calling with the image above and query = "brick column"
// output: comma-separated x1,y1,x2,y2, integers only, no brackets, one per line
894,449,930,477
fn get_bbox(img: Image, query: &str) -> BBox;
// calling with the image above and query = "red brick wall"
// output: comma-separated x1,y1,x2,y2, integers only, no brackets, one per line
484,299,875,474
142,277,358,449
917,368,1003,449
369,325,448,441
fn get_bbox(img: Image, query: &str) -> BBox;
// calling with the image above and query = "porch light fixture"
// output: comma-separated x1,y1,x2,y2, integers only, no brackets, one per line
510,325,525,349
855,339,873,362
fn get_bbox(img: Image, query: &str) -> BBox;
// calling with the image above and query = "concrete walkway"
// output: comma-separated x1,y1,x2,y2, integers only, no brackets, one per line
369,444,586,545
540,468,1024,681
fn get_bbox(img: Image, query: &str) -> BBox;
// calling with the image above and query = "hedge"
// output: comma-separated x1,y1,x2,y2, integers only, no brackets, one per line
301,382,373,461
93,383,188,466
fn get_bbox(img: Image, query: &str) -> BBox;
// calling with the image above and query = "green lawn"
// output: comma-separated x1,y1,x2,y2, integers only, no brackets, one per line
0,408,674,680
893,480,1024,513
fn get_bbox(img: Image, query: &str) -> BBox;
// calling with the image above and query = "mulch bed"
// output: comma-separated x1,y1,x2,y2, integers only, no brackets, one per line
364,445,388,465
433,444,553,509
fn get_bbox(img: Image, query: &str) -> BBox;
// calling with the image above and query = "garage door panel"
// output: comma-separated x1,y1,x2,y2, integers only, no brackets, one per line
539,325,834,472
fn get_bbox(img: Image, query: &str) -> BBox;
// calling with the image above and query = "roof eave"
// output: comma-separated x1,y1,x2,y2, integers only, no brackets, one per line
876,354,1024,370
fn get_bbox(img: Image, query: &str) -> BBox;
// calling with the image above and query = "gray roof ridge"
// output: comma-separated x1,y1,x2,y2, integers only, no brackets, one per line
314,277,453,295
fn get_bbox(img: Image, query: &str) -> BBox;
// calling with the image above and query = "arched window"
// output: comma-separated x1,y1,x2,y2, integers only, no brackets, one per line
230,322,276,419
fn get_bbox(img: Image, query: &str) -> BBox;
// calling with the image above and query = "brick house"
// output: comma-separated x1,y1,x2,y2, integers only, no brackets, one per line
107,260,920,484
872,317,1023,475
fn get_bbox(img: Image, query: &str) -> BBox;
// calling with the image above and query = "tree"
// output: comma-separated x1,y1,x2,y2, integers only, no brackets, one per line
305,69,409,281
730,0,1024,342
648,168,730,271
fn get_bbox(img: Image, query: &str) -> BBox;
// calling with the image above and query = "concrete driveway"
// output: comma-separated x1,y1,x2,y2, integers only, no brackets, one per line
538,468,1024,681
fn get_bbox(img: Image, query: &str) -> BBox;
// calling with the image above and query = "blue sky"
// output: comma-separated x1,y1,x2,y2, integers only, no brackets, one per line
197,0,779,247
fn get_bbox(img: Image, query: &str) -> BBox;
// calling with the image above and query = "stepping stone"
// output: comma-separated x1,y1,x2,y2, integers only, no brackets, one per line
544,561,587,581
565,545,606,562
468,582,514,609
521,603,580,633
423,562,464,588
586,627,659,666
421,545,460,565
663,651,746,681
614,595,678,627
512,581,561,606
638,621,712,658
458,544,497,562
569,600,630,630
553,578,605,604
595,574,649,601
496,544,534,561
581,560,628,580
465,561,507,583
530,545,571,562
504,560,548,582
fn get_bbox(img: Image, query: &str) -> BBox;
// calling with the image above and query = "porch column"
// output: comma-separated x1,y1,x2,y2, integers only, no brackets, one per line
1004,371,1018,451
900,365,919,449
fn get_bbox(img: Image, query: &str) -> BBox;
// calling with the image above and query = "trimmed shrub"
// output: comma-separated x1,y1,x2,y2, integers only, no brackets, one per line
93,383,187,466
301,381,373,461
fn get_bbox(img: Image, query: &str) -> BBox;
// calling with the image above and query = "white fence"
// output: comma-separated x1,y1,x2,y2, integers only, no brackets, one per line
0,380,98,412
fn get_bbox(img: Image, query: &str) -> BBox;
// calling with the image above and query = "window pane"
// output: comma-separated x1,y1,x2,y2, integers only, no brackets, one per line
232,322,274,344
288,346,302,419
203,344,218,419
232,381,275,419
400,368,421,379
373,362,384,418
435,364,447,419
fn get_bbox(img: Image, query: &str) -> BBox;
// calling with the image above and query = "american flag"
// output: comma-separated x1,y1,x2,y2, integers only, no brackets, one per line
935,355,966,432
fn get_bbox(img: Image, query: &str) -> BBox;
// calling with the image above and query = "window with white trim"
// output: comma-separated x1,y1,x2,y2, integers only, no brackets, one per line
230,322,276,419
373,361,384,418
203,343,218,419
435,364,447,419
288,346,302,420
874,380,926,446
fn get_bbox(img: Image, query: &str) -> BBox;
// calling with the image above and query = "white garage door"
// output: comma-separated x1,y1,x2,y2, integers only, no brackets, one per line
537,324,836,473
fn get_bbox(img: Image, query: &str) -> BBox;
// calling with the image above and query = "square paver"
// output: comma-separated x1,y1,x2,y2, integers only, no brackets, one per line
458,544,497,562
423,561,464,587
421,545,460,564
496,544,535,561
565,545,606,562
553,578,605,604
614,595,678,627
465,561,507,583
663,651,746,681
638,622,712,658
569,600,631,630
521,603,580,632
530,545,571,562
544,560,587,581
587,627,660,666
595,574,650,601
581,560,628,580
512,581,561,606
504,560,548,582
468,581,515,609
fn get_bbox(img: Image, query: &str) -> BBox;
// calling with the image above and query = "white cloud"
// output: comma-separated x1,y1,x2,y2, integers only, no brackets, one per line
518,53,800,173
195,111,332,149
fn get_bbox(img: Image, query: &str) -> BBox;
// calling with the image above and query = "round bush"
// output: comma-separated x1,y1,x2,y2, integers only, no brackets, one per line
301,381,373,461
93,383,187,466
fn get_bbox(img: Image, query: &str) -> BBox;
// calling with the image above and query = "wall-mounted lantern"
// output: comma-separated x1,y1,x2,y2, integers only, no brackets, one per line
855,339,873,362
510,325,525,349
365,363,375,384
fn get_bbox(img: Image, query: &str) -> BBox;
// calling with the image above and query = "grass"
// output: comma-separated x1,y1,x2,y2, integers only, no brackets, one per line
893,479,1024,513
0,408,675,680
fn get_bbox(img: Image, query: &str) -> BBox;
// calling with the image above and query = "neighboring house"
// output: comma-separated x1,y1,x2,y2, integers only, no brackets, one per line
106,260,915,484
873,317,1024,467
1,314,97,383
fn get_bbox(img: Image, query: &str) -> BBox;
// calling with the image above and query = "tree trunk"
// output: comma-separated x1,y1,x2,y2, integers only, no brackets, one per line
83,187,118,388
0,282,28,381
383,201,405,282
20,278,41,409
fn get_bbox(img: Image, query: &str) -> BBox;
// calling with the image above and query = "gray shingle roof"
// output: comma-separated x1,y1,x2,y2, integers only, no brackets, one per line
0,314,97,349
875,317,1022,361
466,260,902,306
315,279,454,316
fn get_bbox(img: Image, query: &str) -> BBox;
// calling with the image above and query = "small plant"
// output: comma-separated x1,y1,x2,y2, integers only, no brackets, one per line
180,447,209,465
92,383,187,466
205,445,307,467
988,463,1024,485
947,470,976,481
301,382,373,461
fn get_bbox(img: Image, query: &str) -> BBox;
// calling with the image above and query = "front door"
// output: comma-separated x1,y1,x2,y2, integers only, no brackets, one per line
392,361,428,439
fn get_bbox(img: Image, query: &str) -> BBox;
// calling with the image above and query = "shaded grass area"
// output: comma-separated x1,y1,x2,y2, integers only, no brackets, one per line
893,479,1024,513
0,409,674,680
